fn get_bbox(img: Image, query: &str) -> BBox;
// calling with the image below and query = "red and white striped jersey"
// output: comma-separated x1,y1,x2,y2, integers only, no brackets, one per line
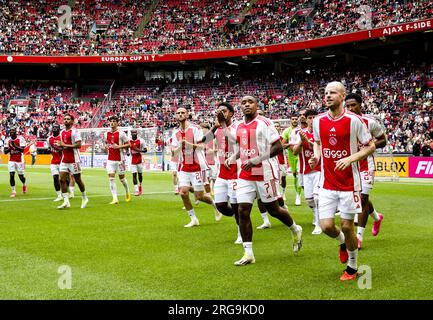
60,129,81,163
276,136,287,165
290,128,320,175
171,123,208,172
105,130,128,161
130,138,145,165
313,110,372,192
360,114,384,173
236,115,280,181
5,136,26,162
47,135,62,165
215,122,238,180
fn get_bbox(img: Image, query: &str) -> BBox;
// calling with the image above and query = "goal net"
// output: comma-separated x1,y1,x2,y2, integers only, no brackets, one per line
76,126,161,170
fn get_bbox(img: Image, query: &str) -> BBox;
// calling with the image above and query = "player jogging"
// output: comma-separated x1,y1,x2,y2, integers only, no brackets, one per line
291,109,322,235
274,122,288,201
104,116,131,204
201,102,242,243
282,113,302,205
171,107,221,227
309,82,375,281
4,128,27,197
56,114,89,209
200,123,217,196
129,128,147,196
226,95,303,266
47,124,65,202
345,93,386,249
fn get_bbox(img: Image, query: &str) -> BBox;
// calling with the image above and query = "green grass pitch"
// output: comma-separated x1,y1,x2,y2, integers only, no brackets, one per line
0,166,432,299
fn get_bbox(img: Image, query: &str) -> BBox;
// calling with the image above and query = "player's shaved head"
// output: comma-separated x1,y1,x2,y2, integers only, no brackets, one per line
326,81,346,95
176,107,189,124
325,81,346,112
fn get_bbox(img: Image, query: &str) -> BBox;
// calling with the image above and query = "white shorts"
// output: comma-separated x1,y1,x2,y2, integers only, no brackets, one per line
106,160,126,175
60,162,82,175
170,161,178,172
318,188,362,220
50,164,60,176
303,171,320,199
130,163,143,174
214,178,237,204
298,173,304,187
361,171,374,195
178,171,205,192
279,164,287,178
8,161,25,174
236,178,280,204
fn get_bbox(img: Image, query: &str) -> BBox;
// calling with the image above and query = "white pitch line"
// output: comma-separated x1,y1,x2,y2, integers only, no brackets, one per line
0,191,174,203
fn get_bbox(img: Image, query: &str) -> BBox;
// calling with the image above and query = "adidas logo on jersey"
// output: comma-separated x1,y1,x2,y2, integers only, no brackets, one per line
330,127,336,132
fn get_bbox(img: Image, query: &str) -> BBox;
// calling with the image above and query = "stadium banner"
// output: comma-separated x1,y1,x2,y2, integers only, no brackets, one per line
374,156,408,178
408,157,433,179
1,19,432,65
79,153,163,170
1,154,52,165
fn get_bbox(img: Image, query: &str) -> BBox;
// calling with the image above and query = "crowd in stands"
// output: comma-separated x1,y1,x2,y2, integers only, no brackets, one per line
100,60,433,154
0,83,96,147
0,0,432,56
0,58,432,154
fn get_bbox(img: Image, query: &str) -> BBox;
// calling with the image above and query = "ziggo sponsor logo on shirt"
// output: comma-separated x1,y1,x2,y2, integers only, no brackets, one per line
304,150,314,158
323,148,348,159
217,150,234,158
240,148,257,157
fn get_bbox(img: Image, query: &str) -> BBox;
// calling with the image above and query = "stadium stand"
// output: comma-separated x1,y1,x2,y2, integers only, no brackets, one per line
0,0,431,55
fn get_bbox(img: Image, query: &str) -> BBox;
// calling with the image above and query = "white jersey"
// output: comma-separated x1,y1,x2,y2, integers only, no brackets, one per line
236,115,280,182
171,123,208,172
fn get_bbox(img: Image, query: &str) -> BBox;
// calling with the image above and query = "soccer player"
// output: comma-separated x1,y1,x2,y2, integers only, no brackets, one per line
129,129,147,196
200,123,217,196
104,116,131,204
4,128,27,197
47,124,64,202
254,109,273,230
201,102,242,243
55,114,89,209
274,122,288,201
345,93,386,249
288,110,309,205
291,109,322,235
168,136,180,194
309,82,375,281
171,107,221,227
282,113,302,205
226,95,303,265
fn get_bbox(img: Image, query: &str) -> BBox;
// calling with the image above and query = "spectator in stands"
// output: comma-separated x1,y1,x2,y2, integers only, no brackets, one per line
422,140,431,157
412,139,422,156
